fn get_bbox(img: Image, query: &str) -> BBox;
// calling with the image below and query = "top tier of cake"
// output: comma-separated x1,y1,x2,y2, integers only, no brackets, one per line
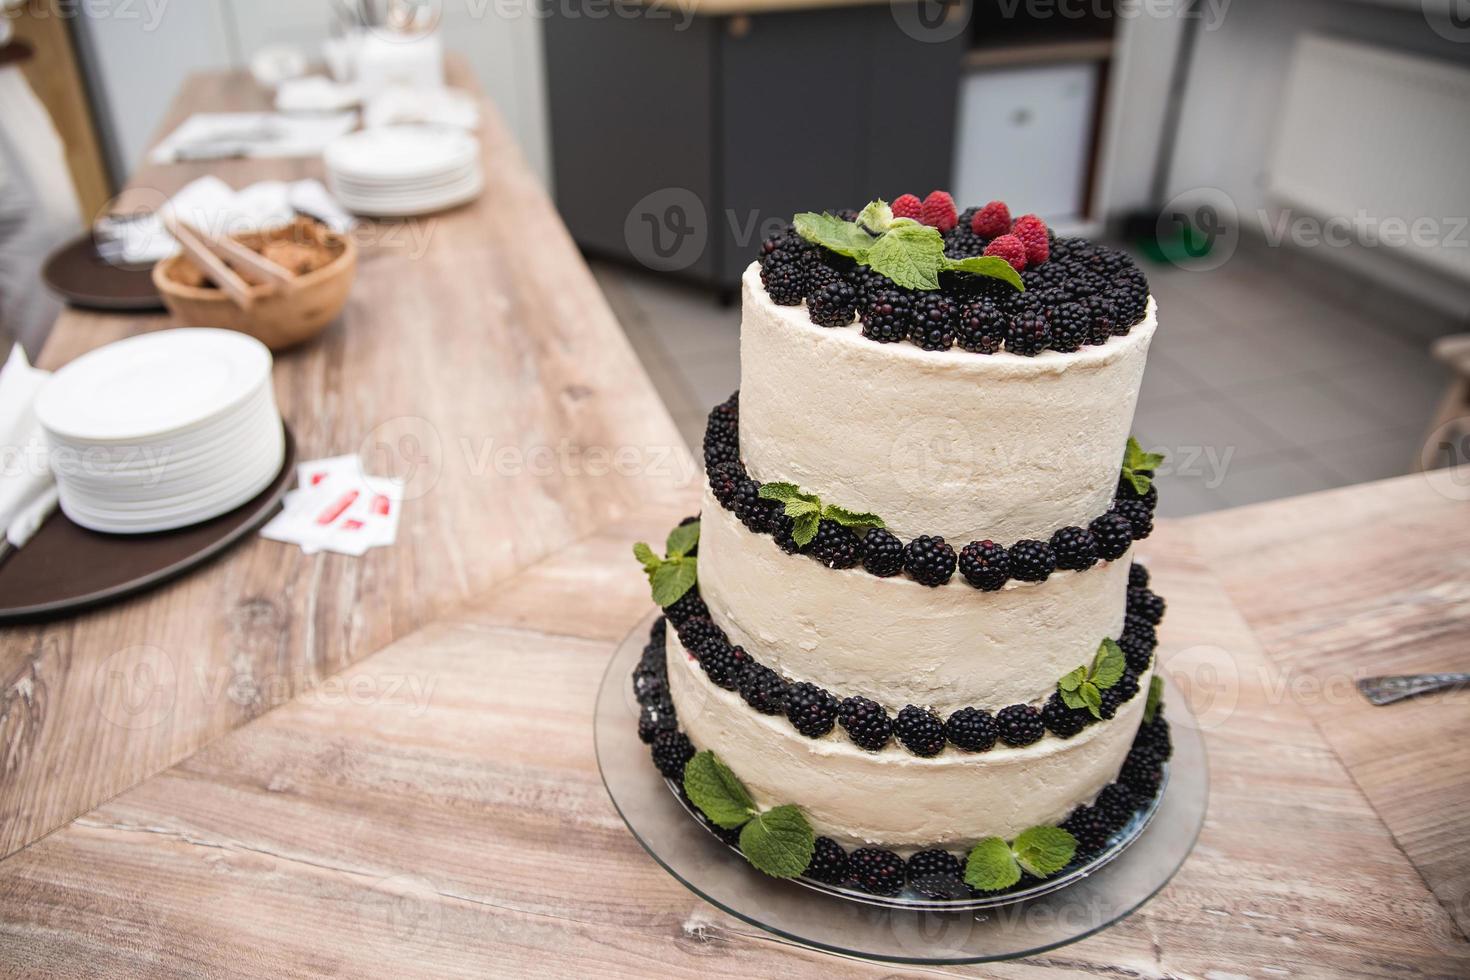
737,263,1157,544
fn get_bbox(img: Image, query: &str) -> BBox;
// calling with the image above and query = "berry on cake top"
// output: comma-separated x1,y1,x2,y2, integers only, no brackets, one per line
757,194,1149,357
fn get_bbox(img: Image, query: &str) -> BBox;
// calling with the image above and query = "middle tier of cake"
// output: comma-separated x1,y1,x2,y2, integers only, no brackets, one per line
697,484,1131,714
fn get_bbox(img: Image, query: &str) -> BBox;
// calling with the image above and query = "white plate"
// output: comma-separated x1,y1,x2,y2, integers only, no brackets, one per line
37,329,273,444
57,420,278,498
323,125,478,182
328,161,479,191
330,167,481,203
335,171,483,217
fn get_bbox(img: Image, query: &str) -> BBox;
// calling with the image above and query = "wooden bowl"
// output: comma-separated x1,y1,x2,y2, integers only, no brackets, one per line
152,220,357,351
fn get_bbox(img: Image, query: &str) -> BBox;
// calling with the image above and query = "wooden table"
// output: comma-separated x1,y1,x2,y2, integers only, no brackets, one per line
3,71,1470,976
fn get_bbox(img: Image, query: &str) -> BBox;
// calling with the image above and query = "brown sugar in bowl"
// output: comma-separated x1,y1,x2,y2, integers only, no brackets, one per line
152,219,357,351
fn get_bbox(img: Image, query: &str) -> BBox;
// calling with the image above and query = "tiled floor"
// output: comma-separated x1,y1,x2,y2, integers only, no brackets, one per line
593,242,1461,517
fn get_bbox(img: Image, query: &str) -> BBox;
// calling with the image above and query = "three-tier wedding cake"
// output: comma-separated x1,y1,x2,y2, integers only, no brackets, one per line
631,193,1173,898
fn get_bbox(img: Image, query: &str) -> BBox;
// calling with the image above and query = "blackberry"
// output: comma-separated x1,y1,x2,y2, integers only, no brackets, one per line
1088,512,1134,562
760,250,809,306
908,292,957,351
738,662,788,715
1098,672,1140,720
958,540,1010,591
808,277,859,327
662,588,707,627
1112,498,1154,541
1007,539,1055,583
1094,783,1138,831
638,701,678,743
649,616,667,646
772,514,802,554
805,836,850,884
1109,275,1149,329
944,221,988,259
1006,310,1051,356
1128,563,1150,589
1041,692,1089,739
838,696,893,751
809,519,860,569
700,642,749,691
848,848,905,896
861,287,915,344
1085,294,1117,345
1128,587,1166,625
1135,716,1173,762
1050,526,1099,572
847,265,886,310
1049,302,1090,353
1117,475,1159,509
995,704,1045,746
677,616,724,650
955,297,1008,354
906,849,964,897
894,705,946,757
904,535,957,587
733,480,780,534
860,527,905,577
1118,629,1155,674
650,730,694,779
707,461,744,508
1118,756,1163,799
784,681,840,738
1062,805,1112,855
632,667,667,706
1122,619,1157,655
702,433,738,472
945,706,998,752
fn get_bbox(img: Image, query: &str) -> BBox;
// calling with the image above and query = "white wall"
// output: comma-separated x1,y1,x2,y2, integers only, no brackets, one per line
74,0,550,188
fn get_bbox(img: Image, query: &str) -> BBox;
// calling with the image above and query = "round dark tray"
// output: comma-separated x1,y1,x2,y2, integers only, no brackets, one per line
42,234,165,312
0,426,296,623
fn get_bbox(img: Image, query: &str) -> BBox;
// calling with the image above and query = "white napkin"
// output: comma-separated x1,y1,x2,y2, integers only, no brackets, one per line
94,176,356,266
148,111,357,164
259,454,403,556
0,345,54,548
276,75,363,114
364,84,479,131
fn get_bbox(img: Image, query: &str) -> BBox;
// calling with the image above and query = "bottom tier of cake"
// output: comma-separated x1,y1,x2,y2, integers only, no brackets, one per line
664,629,1152,851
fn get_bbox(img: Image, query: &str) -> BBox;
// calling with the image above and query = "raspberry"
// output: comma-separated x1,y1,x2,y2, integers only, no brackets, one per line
1089,512,1134,561
891,193,923,222
971,200,1011,238
945,706,998,752
861,287,915,344
1050,526,1099,571
1041,692,1090,739
785,681,840,738
995,704,1045,746
1049,301,1090,353
859,527,905,577
807,277,859,327
904,535,957,587
651,731,694,779
958,540,1010,591
1011,214,1050,265
1005,310,1050,355
1007,539,1055,582
738,662,788,715
809,519,861,569
894,705,946,757
920,190,958,232
956,297,1008,354
839,696,893,751
908,292,956,351
848,848,905,896
983,233,1027,271
805,836,850,884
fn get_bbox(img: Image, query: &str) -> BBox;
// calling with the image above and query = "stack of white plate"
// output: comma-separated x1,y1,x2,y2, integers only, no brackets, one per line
35,329,285,535
324,125,483,217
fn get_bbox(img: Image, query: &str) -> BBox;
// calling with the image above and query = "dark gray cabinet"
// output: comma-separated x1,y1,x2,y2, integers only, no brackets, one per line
544,4,965,291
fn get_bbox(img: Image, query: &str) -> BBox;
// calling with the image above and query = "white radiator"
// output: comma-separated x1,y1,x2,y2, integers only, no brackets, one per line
1267,35,1470,283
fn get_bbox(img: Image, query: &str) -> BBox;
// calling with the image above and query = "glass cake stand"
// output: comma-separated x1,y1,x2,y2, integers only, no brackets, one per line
595,611,1208,964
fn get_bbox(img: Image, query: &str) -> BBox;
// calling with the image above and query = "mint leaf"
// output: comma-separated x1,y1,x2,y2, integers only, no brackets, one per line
821,504,884,532
632,541,661,575
856,199,894,234
651,558,697,607
793,212,875,260
1091,639,1126,690
1012,826,1077,878
665,520,700,560
865,222,946,291
1058,666,1087,693
1122,437,1166,494
782,498,820,518
1145,674,1164,723
683,751,756,829
791,511,820,548
942,254,1025,292
964,837,1021,892
757,482,812,505
739,805,815,878
1079,681,1103,719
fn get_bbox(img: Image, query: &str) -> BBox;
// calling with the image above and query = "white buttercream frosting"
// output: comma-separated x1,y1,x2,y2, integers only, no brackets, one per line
737,262,1157,543
667,629,1149,849
698,484,1131,712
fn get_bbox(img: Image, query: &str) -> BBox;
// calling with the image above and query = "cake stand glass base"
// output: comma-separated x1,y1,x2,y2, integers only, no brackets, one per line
595,611,1208,965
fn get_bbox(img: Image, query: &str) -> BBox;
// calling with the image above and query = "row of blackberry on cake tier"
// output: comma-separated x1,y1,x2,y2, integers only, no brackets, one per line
757,197,1149,356
658,578,1161,758
704,395,1157,588
799,713,1173,898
